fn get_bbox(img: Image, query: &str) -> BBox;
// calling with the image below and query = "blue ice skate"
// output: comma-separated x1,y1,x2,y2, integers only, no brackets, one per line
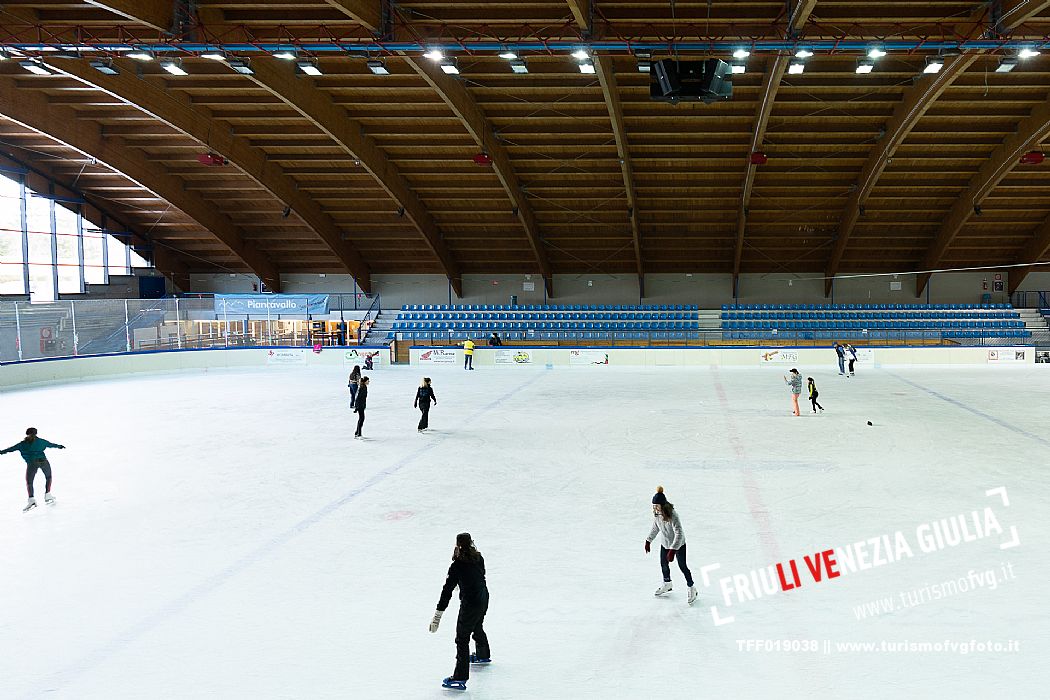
469,654,491,664
441,677,467,691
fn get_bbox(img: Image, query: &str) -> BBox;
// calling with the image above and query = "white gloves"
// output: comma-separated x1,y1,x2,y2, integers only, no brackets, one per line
429,610,443,633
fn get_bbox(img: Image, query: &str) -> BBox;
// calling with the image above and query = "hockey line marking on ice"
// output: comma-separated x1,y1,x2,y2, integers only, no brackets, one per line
886,372,1050,449
28,370,549,699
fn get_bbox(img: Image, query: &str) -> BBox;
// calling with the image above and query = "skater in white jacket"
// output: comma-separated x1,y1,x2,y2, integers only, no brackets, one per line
644,486,697,605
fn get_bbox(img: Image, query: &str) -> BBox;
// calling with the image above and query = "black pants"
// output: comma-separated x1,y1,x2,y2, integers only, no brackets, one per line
348,383,358,408
810,392,823,411
453,595,490,680
660,543,694,587
26,459,52,497
355,409,365,436
848,359,856,374
464,354,473,370
418,402,431,430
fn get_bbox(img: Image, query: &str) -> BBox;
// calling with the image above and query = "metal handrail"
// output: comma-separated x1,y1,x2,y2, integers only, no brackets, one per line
358,292,382,344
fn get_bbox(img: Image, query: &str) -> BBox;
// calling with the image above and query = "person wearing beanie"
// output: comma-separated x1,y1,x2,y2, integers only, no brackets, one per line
1,427,66,511
429,532,491,691
784,368,802,416
644,486,697,605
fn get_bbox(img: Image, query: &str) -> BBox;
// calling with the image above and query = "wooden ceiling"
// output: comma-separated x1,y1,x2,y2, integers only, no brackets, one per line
2,1,1050,295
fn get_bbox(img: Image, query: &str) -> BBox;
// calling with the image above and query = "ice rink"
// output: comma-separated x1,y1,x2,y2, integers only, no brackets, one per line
1,360,1047,699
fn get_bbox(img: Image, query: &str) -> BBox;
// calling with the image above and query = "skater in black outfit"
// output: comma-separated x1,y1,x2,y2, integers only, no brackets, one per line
807,377,824,413
347,365,361,409
429,532,491,691
353,376,369,438
1,427,65,511
414,377,437,432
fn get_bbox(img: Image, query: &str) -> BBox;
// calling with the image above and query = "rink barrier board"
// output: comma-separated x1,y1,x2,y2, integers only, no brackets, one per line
409,345,1037,368
0,346,387,389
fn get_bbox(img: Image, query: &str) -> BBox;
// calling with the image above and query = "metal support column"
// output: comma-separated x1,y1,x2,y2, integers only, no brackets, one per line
14,301,23,361
70,300,78,356
124,298,131,352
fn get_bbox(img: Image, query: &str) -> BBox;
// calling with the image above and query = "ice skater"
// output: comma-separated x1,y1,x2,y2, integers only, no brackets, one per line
353,376,369,438
847,344,858,377
807,377,824,413
784,368,802,416
347,364,361,409
414,376,438,432
834,342,846,376
462,338,475,370
645,486,697,605
1,427,66,511
429,532,491,691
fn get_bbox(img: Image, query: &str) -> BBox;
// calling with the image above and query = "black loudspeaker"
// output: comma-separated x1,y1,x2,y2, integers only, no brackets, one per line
650,59,733,104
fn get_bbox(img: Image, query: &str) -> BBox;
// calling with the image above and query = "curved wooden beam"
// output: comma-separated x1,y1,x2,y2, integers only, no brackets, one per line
83,0,173,32
823,54,978,295
40,57,373,293
733,0,816,294
1007,215,1050,293
565,0,590,32
916,93,1050,296
323,1,382,34
404,56,554,296
240,57,463,296
0,74,283,290
592,55,643,294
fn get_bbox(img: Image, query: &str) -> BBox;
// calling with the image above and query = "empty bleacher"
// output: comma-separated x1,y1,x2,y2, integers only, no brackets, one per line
721,303,1028,341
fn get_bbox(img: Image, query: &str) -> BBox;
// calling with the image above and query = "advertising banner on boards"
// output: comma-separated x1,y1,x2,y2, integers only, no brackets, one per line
495,349,533,365
418,348,458,364
569,350,610,366
266,349,306,365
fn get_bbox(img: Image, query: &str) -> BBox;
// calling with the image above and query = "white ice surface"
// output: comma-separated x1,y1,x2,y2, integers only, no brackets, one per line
0,362,1047,699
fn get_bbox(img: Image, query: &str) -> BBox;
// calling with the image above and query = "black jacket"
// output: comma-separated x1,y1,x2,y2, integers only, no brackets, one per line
354,385,368,411
437,555,488,611
415,386,437,407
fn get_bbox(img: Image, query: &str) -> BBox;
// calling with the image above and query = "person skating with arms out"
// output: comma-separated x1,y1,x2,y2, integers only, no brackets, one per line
1,427,66,512
645,486,698,605
429,532,491,691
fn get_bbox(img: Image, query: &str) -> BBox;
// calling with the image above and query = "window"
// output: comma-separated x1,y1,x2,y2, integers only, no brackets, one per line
55,200,81,294
0,171,25,294
26,193,55,302
83,225,106,285
107,233,130,276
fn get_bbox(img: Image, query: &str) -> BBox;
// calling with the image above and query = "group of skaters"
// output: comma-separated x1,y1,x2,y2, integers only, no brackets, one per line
429,484,693,691
782,342,862,416
347,365,439,438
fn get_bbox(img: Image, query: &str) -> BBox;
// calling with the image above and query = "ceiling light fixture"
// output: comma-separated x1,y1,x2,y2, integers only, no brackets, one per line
499,51,518,60
200,51,226,61
510,58,528,74
794,48,813,58
160,58,188,76
440,57,459,75
855,58,875,74
126,49,153,61
89,59,119,75
296,59,322,76
572,49,590,60
733,48,751,59
788,59,806,74
730,60,746,75
868,47,887,59
19,60,52,76
578,58,595,74
367,58,390,75
995,56,1018,73
228,58,254,75
423,49,444,61
1018,47,1040,59
923,56,944,74
272,49,297,60
636,51,652,73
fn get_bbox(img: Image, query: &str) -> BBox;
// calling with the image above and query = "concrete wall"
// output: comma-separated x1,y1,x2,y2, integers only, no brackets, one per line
190,271,1020,307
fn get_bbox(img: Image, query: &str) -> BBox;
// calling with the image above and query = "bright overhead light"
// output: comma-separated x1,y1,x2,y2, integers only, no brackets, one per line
423,49,444,61
867,47,887,59
200,51,226,61
499,51,518,60
571,49,590,60
19,60,52,76
995,56,1018,73
787,60,806,74
126,50,153,61
366,58,389,75
509,58,528,74
1018,47,1040,59
439,57,459,75
578,59,595,74
733,49,750,59
794,48,813,58
855,58,875,74
730,60,746,74
160,58,188,76
296,59,322,76
228,58,254,75
272,50,297,60
89,59,119,75
637,60,651,73
923,56,944,74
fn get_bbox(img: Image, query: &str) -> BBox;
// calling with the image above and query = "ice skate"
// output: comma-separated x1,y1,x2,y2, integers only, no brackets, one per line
654,581,673,597
45,492,55,505
687,586,698,605
441,677,467,691
469,654,491,664
22,497,37,512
